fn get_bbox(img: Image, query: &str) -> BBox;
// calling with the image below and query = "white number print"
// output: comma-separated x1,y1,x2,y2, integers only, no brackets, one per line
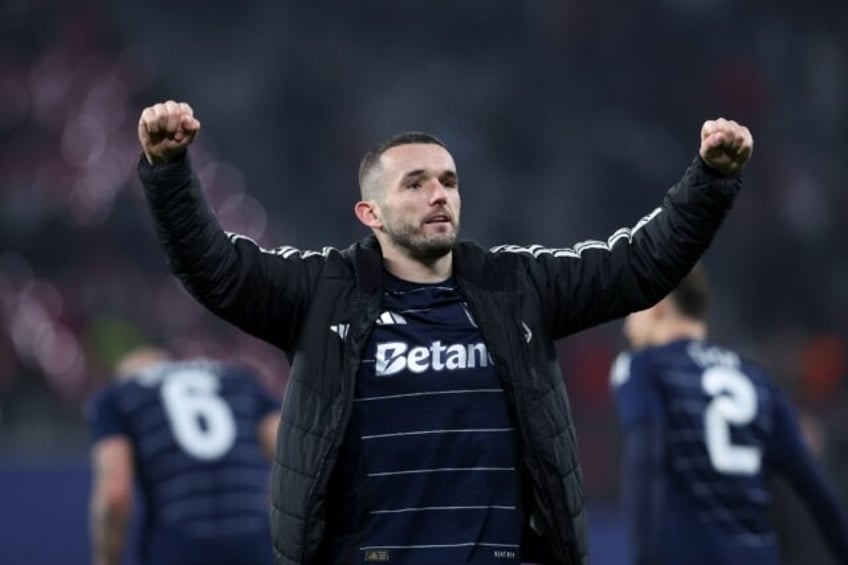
161,368,237,460
701,366,761,475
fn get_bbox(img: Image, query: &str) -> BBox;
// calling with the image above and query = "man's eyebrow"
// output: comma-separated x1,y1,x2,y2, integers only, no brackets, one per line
400,169,427,182
400,169,458,182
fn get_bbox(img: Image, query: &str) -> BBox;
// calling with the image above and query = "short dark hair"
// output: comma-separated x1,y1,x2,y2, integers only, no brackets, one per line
668,264,711,320
358,131,447,193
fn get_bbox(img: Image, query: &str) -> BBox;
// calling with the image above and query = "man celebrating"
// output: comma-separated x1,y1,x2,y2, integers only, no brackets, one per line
136,100,752,564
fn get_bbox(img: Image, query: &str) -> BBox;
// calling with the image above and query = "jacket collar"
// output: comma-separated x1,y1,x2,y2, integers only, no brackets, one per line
351,235,505,294
350,235,385,295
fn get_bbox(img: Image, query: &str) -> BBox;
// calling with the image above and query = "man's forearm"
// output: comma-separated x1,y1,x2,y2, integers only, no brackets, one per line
90,502,129,565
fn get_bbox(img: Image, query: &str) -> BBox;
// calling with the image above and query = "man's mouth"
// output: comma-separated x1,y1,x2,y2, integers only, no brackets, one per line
424,214,451,224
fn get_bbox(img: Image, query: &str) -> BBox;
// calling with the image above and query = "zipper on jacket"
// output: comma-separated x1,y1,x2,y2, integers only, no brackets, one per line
300,350,355,563
300,300,379,563
467,290,570,563
505,317,567,562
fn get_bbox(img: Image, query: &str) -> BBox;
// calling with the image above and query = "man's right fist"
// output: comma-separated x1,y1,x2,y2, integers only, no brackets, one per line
138,100,201,165
698,118,753,176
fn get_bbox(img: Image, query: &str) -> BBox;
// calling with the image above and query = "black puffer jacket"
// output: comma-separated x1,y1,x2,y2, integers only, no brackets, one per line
139,154,741,564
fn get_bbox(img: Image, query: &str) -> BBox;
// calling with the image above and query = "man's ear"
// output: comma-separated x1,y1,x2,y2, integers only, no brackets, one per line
354,200,382,229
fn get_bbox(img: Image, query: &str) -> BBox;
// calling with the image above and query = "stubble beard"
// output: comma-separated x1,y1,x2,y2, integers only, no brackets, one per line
385,221,459,263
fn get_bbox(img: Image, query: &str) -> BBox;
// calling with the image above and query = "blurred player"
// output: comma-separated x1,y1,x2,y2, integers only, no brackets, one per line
88,347,280,565
610,267,848,565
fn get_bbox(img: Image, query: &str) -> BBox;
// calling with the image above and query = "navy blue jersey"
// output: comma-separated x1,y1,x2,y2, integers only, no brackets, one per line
90,359,278,565
323,272,521,564
611,339,848,565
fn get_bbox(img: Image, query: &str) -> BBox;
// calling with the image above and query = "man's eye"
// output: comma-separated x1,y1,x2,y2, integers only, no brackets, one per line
407,182,421,189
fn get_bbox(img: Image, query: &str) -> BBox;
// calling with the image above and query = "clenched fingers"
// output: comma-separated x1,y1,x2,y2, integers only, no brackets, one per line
137,100,202,164
699,117,753,175
701,118,752,151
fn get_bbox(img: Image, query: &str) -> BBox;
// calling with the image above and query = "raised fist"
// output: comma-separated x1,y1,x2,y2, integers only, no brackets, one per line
699,118,753,176
138,100,201,165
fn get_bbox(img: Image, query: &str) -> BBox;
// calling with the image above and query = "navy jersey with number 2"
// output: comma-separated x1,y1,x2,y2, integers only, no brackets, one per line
90,359,278,565
611,339,848,565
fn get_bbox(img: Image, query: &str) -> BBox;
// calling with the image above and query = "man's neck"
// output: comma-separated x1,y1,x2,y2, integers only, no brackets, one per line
381,248,453,284
653,319,707,346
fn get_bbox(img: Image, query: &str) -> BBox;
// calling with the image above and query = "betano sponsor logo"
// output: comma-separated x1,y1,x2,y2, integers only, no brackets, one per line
375,340,493,376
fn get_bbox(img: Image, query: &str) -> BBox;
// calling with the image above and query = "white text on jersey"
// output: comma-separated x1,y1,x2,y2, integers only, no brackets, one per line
375,341,493,376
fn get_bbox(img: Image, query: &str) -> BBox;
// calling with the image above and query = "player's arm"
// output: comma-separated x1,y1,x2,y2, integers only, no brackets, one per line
241,370,281,461
87,387,135,565
770,393,848,563
610,352,665,565
259,411,280,460
136,101,322,351
90,436,134,565
500,119,752,338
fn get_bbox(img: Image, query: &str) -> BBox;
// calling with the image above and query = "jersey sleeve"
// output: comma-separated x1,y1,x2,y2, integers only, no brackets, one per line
769,389,848,562
89,385,130,442
610,350,663,431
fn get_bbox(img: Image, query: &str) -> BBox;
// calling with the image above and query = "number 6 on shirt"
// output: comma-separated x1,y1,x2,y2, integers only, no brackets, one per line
161,368,238,460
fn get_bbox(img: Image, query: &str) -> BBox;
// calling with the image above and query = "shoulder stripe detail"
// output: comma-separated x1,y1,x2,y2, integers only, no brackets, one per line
225,232,336,258
490,207,662,258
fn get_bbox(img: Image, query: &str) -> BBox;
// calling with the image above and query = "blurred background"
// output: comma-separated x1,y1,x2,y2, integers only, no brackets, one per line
1,0,846,563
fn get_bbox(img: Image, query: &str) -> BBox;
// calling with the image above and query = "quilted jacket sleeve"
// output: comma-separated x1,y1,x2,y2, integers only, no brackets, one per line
138,152,324,351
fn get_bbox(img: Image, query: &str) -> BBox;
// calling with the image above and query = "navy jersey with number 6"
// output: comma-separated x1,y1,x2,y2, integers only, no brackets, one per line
611,339,848,565
90,359,278,565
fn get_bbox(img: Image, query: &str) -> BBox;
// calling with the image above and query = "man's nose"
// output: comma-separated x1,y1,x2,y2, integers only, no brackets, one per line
428,181,448,204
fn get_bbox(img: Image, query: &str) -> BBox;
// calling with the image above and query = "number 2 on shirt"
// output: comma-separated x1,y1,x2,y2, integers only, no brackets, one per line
701,366,762,475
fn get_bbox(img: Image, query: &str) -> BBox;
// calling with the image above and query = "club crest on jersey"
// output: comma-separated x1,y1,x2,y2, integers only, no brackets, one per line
375,340,492,376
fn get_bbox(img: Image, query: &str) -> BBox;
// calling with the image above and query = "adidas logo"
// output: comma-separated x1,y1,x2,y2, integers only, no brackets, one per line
330,323,350,340
375,311,407,325
329,310,408,340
